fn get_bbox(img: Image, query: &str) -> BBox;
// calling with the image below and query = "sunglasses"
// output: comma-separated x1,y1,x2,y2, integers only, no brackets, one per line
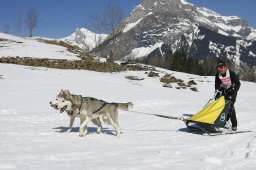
217,66,226,69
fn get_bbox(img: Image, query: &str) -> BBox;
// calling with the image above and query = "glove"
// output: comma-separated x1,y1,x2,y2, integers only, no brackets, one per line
215,90,222,100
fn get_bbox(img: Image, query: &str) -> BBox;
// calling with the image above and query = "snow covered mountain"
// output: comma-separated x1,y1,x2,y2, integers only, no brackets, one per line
93,0,256,80
61,28,108,50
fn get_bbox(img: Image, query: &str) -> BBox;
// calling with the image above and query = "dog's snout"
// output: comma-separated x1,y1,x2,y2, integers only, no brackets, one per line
50,101,52,105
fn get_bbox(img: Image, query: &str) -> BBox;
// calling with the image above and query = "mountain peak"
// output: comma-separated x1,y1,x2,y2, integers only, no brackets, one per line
61,28,108,50
140,0,194,14
93,0,256,81
127,0,198,28
141,0,190,8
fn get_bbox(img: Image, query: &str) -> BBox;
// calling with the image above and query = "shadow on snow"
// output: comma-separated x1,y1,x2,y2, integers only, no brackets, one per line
53,126,116,136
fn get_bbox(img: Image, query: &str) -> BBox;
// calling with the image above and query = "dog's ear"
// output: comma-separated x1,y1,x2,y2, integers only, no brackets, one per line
63,90,71,95
59,89,64,95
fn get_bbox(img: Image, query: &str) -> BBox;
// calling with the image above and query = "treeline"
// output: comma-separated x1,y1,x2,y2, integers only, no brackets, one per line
145,48,256,82
163,49,217,76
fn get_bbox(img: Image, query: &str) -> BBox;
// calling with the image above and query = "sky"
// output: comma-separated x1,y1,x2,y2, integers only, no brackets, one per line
0,0,255,39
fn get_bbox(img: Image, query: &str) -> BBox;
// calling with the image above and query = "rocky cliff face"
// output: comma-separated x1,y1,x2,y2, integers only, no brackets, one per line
93,0,256,80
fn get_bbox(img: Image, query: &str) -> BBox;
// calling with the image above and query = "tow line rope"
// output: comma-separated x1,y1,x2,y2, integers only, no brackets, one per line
128,110,185,121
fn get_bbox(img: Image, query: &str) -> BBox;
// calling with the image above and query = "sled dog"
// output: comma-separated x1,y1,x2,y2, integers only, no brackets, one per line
50,90,133,137
50,91,102,133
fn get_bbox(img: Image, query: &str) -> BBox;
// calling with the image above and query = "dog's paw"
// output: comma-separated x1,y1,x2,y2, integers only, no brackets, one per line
79,131,86,137
116,128,122,137
66,129,72,133
97,127,102,134
116,131,121,137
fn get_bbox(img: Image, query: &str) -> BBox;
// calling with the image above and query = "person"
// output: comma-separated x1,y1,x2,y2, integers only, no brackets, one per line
215,61,241,131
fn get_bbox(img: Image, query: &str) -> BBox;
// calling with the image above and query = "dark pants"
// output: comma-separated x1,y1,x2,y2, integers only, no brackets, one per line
229,101,237,128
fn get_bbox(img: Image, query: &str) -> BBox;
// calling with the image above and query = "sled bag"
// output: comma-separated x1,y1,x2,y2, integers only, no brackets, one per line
186,96,230,127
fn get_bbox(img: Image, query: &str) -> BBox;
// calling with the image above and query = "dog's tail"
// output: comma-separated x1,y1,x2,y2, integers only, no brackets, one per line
116,102,133,111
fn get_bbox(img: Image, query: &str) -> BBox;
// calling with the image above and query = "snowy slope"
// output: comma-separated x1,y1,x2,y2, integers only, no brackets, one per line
0,33,79,60
61,28,108,50
1,63,256,170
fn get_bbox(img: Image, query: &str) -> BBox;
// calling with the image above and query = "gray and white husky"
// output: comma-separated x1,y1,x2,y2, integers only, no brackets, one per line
50,90,102,134
50,90,133,137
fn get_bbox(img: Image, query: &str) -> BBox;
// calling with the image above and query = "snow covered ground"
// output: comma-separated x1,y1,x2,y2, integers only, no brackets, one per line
0,33,79,60
1,63,256,170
